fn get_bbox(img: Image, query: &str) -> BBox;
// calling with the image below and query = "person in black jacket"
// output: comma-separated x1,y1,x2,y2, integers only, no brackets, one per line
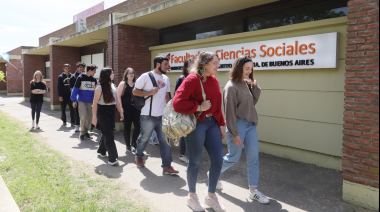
174,58,194,164
58,64,75,126
70,62,86,132
30,70,47,129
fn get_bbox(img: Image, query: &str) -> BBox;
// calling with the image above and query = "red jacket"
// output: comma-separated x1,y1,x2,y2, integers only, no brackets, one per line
172,74,225,128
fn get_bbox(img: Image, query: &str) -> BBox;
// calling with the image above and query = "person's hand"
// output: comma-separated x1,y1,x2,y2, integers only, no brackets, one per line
201,100,212,111
72,102,77,108
246,79,257,86
233,136,243,147
59,97,63,101
220,127,226,140
150,87,159,95
92,117,97,126
120,114,124,121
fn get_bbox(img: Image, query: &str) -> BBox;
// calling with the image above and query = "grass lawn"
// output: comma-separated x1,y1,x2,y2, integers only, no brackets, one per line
0,111,150,212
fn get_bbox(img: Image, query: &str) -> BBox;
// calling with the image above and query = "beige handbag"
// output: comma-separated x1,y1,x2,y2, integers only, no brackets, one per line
162,78,206,146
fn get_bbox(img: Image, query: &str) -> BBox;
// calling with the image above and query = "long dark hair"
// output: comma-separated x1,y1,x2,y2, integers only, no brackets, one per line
97,67,115,104
182,59,194,78
229,55,254,83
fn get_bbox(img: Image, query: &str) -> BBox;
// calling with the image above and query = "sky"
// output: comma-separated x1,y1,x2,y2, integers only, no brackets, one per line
0,0,126,54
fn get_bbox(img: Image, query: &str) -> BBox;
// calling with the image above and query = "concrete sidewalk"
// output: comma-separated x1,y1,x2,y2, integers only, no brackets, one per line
0,176,20,212
0,94,371,212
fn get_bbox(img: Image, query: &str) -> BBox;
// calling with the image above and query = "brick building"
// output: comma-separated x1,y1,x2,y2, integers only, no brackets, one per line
8,0,380,209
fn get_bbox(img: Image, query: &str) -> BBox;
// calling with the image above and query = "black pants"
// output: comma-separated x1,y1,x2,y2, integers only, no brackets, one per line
60,95,74,124
31,101,43,124
97,104,118,163
123,108,140,149
74,106,80,125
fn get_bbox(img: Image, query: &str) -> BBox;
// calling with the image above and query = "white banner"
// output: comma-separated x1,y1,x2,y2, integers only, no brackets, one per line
159,32,339,72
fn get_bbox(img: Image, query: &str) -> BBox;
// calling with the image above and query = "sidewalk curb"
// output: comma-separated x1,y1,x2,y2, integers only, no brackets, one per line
0,175,20,212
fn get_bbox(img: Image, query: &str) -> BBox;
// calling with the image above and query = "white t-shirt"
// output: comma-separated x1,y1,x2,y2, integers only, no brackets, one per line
95,84,117,105
135,71,170,116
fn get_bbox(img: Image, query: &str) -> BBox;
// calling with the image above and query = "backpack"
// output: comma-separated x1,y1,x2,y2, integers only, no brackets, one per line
131,72,157,116
162,78,206,147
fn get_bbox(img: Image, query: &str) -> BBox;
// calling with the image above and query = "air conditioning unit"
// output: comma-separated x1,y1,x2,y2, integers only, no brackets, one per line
76,18,87,33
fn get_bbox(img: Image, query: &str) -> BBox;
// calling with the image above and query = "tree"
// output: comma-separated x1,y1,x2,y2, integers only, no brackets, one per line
0,71,5,82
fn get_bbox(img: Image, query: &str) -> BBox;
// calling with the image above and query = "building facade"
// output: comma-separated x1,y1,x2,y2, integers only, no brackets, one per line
5,0,379,209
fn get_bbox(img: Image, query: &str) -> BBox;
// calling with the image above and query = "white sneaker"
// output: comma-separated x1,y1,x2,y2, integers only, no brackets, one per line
36,124,40,129
32,121,35,128
249,189,270,204
99,154,107,158
187,194,205,211
179,155,189,164
108,160,119,166
75,125,80,132
207,172,223,190
204,194,226,212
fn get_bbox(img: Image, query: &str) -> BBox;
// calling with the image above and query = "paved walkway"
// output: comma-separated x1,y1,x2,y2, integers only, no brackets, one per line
0,176,20,212
0,94,368,212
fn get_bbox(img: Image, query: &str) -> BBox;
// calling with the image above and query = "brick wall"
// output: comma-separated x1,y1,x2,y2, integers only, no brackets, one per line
6,59,23,94
44,81,51,99
7,46,35,55
0,63,6,91
49,46,80,105
39,0,169,46
343,0,379,188
108,24,159,85
23,55,46,98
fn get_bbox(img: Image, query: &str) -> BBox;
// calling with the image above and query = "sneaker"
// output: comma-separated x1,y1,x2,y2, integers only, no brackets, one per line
187,194,205,212
163,166,179,175
179,155,189,164
136,156,145,168
99,154,107,158
149,139,159,146
205,194,226,212
126,146,132,152
207,172,223,190
249,189,270,204
36,124,40,129
32,121,35,128
71,123,75,127
75,125,80,132
108,160,119,166
63,122,67,126
79,135,85,141
85,133,93,140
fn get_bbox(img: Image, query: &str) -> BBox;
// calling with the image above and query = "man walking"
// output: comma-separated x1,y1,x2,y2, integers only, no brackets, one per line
71,64,97,141
57,64,74,126
70,62,86,132
133,56,179,175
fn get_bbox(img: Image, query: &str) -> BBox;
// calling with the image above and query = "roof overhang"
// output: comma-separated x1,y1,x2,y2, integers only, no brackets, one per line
114,0,279,29
23,21,109,55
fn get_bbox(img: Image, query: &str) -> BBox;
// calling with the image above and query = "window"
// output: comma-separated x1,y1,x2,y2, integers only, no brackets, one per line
45,61,50,79
245,0,348,32
196,30,223,40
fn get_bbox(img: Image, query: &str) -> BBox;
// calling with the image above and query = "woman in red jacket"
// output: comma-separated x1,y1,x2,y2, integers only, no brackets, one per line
173,51,226,212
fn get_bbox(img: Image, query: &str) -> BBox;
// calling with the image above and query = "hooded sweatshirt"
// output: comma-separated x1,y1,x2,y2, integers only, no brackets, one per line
70,73,97,103
70,70,82,89
57,72,72,97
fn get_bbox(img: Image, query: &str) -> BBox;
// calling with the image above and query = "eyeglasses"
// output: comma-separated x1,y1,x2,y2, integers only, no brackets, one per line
213,62,220,66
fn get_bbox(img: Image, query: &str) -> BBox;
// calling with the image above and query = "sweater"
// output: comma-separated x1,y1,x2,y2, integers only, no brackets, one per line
70,74,97,103
57,72,72,96
173,74,225,128
223,80,261,137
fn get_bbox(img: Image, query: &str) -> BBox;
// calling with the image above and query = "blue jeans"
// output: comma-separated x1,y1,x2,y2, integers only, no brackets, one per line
135,115,173,169
221,119,260,188
185,116,223,193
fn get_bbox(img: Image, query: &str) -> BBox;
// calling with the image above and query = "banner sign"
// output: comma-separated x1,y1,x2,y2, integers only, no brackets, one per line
159,32,339,72
73,2,104,23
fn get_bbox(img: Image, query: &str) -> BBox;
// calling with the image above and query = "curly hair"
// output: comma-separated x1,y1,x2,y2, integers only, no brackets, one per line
190,51,219,81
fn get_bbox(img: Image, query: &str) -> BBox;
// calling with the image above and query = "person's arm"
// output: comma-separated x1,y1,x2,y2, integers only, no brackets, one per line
71,77,80,108
31,83,37,94
70,77,75,92
252,84,261,105
166,92,171,104
92,89,101,127
116,82,125,114
57,76,62,98
115,95,124,121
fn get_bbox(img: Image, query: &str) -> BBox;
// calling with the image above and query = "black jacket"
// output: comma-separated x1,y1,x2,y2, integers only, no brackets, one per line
57,72,72,97
70,70,81,89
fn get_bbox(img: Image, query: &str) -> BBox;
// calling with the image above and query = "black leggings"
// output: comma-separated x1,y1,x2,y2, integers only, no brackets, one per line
31,101,43,124
123,108,140,149
97,104,118,163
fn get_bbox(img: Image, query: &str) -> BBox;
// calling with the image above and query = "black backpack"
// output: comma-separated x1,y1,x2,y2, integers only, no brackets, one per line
131,72,157,116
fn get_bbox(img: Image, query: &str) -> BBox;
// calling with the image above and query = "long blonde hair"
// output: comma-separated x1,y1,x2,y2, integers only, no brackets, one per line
190,51,219,81
30,70,46,86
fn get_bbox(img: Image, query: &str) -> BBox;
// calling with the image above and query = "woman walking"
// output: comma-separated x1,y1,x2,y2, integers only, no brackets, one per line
174,58,194,164
220,55,269,204
117,67,141,153
173,51,227,212
92,67,124,166
30,70,47,129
